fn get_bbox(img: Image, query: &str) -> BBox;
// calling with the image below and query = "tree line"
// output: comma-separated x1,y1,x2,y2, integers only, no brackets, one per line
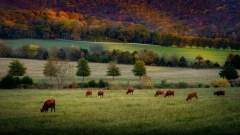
0,43,220,69
0,58,146,89
0,58,239,89
1,23,240,50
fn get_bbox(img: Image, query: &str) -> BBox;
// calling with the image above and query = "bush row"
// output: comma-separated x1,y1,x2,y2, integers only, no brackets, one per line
0,75,33,89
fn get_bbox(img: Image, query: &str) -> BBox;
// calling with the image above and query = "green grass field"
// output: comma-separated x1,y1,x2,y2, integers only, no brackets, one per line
0,58,223,84
2,39,240,65
0,88,240,135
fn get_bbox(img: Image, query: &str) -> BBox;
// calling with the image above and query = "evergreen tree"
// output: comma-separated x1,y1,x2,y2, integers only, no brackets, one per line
132,60,146,79
219,65,239,80
8,60,26,76
76,58,90,81
107,62,121,80
178,56,188,67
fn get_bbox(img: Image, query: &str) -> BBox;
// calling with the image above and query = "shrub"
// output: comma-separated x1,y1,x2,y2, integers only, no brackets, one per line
0,75,20,89
34,79,53,89
98,80,109,88
21,76,34,88
79,82,88,88
88,80,97,88
158,80,171,88
175,82,189,88
211,79,230,88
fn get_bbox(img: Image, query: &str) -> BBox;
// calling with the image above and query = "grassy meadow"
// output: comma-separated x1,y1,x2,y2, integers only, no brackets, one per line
2,39,240,65
1,39,240,135
0,58,222,85
0,88,240,135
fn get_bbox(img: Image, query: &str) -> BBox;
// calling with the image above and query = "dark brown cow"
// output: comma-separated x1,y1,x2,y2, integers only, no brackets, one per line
41,99,55,112
126,88,134,95
164,90,175,97
186,92,198,101
214,90,225,96
98,90,104,97
85,90,93,97
155,90,164,97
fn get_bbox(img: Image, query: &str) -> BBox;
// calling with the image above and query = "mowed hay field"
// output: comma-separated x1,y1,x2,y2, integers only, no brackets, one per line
0,89,240,135
2,39,240,65
0,58,222,84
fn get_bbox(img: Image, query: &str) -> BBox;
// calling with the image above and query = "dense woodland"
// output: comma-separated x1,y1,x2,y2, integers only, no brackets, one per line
1,0,240,49
1,24,240,50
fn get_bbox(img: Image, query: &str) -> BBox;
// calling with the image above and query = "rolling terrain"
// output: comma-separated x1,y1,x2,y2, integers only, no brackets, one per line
3,39,240,65
0,0,240,38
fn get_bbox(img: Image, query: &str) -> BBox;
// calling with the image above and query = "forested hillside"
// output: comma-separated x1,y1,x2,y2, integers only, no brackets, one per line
0,0,240,48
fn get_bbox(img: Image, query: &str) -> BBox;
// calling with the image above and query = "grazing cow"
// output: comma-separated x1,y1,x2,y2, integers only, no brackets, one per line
164,90,175,97
126,88,134,95
155,90,164,97
214,90,225,96
40,99,55,112
85,90,93,97
98,90,104,97
186,92,198,101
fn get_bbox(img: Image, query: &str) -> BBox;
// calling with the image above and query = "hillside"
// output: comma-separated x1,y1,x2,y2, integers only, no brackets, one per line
3,39,240,65
0,0,240,39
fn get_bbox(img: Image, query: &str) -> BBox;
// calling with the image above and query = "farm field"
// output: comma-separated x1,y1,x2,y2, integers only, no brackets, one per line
0,89,240,135
0,58,223,84
2,39,240,65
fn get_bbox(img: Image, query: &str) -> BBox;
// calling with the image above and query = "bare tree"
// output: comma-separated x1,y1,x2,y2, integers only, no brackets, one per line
55,60,75,89
43,59,75,89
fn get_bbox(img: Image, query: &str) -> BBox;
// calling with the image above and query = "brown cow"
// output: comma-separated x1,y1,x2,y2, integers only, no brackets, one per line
40,99,55,112
214,90,225,96
126,88,134,95
164,90,175,97
155,90,164,97
98,90,104,97
186,92,198,101
85,90,93,97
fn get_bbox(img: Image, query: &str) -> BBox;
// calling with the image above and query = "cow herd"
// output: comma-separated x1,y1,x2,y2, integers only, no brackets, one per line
40,89,226,112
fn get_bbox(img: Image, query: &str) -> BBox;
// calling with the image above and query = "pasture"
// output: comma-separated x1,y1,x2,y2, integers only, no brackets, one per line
0,58,222,84
2,39,240,65
0,88,240,135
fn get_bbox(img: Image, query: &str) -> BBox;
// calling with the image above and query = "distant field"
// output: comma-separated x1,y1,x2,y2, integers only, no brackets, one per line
0,89,240,135
2,39,240,65
0,58,223,84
